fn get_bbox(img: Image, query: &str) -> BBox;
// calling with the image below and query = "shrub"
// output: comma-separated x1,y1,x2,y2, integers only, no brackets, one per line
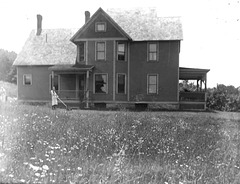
207,84,240,111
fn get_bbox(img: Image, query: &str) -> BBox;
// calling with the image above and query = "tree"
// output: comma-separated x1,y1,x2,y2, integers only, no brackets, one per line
0,49,17,83
6,66,17,84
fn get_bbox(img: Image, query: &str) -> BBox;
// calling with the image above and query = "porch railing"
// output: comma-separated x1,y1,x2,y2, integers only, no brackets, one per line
56,90,92,101
179,92,206,102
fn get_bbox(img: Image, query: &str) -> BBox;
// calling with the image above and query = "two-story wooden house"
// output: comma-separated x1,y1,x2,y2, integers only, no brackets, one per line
13,8,209,110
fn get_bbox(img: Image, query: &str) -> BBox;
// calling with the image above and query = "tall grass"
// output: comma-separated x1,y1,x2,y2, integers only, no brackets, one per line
0,102,240,183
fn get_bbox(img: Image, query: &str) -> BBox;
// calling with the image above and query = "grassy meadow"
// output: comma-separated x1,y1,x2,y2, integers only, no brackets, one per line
0,100,240,184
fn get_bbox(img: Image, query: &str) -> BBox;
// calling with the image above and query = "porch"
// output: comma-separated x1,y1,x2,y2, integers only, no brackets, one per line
179,67,210,110
48,64,94,108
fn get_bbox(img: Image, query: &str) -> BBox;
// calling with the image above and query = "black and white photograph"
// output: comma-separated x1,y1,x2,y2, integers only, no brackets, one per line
0,0,240,183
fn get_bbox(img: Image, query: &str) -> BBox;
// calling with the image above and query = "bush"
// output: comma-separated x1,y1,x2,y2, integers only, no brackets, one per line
207,84,240,111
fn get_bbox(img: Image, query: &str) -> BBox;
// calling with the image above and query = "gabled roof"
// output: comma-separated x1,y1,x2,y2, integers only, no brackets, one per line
107,8,183,41
70,7,132,42
13,29,77,66
71,7,183,42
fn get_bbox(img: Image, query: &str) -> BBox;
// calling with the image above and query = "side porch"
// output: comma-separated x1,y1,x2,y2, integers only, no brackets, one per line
179,67,210,110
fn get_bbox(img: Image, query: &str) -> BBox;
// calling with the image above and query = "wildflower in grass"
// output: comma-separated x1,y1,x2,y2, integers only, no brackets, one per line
46,158,51,162
177,119,190,130
20,179,25,182
112,145,127,182
35,173,40,177
42,165,49,171
29,164,42,171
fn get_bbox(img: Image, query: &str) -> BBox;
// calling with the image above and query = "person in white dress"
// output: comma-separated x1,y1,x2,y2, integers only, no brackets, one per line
50,86,58,110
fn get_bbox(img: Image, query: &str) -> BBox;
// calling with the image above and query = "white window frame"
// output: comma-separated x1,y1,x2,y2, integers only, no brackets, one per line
93,73,108,94
147,74,158,94
95,41,106,61
95,22,106,32
147,42,158,62
23,74,32,85
116,73,127,94
117,42,127,61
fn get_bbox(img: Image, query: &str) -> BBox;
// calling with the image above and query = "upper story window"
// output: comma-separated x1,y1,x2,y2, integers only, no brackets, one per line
78,42,85,62
95,22,106,32
96,42,106,61
148,43,158,61
117,43,126,61
23,74,32,85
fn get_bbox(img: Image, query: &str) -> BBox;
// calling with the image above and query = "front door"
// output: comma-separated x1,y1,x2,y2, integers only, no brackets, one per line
78,74,85,101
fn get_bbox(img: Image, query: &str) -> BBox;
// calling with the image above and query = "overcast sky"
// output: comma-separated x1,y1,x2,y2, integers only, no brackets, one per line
0,0,239,88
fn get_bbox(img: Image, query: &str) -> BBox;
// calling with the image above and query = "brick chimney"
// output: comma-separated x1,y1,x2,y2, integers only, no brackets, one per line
85,11,90,23
36,14,42,36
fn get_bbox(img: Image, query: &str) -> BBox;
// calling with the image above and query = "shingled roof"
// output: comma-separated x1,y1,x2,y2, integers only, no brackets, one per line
13,29,77,66
13,8,183,66
107,8,183,41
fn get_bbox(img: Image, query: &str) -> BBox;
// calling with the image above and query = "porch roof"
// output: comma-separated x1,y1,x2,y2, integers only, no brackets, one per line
179,67,210,80
48,64,94,72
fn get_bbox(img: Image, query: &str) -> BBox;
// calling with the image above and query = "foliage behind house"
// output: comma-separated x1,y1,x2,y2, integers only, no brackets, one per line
0,49,17,83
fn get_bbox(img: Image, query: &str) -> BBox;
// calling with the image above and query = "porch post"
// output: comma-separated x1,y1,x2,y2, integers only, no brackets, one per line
51,71,54,89
86,70,90,108
200,80,202,91
197,80,199,91
76,75,79,99
205,74,207,92
204,74,207,110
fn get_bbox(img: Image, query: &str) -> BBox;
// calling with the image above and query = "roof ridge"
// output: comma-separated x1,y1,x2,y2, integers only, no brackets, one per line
31,28,78,31
158,16,182,18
